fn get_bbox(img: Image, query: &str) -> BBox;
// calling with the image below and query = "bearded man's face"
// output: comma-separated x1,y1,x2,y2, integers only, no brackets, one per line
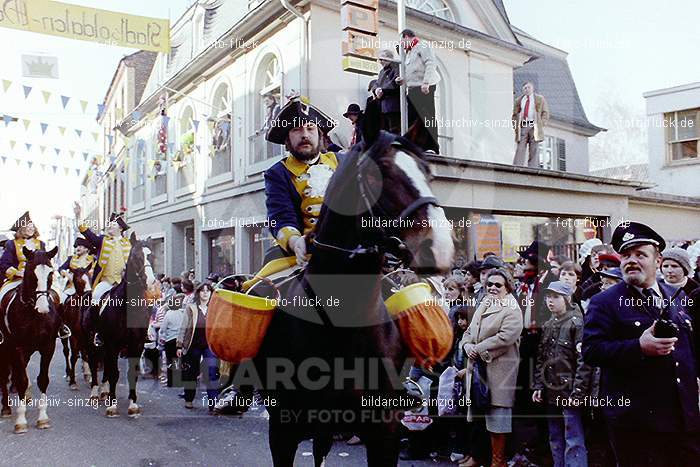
287,123,321,161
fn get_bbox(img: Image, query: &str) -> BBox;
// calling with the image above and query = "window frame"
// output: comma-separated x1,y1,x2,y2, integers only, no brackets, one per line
664,109,700,166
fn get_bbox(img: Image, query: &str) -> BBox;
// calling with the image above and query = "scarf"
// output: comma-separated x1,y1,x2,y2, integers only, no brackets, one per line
403,37,419,51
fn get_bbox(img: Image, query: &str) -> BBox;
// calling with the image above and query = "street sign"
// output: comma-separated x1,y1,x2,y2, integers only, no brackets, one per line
342,56,379,76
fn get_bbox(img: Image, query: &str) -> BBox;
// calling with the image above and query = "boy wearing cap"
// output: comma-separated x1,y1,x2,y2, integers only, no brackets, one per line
583,222,700,466
533,281,591,467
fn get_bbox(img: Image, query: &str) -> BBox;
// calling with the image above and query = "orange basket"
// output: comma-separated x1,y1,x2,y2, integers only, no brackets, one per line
384,283,453,369
206,276,279,364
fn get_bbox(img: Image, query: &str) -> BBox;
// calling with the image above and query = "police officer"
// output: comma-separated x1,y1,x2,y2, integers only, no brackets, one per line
583,221,700,466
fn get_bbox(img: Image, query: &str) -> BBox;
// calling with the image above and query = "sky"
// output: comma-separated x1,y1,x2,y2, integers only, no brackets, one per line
0,0,190,235
503,0,700,167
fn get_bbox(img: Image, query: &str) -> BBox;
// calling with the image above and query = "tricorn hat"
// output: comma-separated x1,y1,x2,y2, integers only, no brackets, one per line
611,221,665,253
73,237,91,249
108,212,130,232
519,240,551,265
265,96,336,145
11,211,32,232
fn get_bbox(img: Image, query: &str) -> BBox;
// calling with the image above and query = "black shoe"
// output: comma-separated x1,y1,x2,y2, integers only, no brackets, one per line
58,324,72,339
93,333,103,347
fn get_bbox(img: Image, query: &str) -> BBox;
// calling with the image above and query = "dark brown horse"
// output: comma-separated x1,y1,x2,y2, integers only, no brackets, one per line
0,247,61,433
59,266,92,390
94,233,155,417
250,128,454,466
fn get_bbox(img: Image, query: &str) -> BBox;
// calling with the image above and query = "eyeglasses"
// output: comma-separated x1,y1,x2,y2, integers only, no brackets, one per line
486,281,504,289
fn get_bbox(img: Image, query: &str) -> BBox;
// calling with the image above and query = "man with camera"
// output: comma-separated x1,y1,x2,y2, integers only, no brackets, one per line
582,222,700,466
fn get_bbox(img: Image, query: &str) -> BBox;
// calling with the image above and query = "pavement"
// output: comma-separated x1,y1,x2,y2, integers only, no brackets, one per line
0,345,458,466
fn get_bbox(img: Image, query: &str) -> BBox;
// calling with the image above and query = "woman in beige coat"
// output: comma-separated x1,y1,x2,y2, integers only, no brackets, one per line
459,268,523,467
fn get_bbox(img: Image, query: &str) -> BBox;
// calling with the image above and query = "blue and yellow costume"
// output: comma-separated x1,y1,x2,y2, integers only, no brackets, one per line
78,218,130,289
263,97,339,255
0,212,45,295
59,237,96,273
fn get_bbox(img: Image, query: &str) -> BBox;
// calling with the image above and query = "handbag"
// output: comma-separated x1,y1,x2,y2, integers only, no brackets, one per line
470,359,490,412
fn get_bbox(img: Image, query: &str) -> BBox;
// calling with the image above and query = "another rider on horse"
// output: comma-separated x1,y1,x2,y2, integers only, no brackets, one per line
73,204,131,347
58,237,95,302
0,211,71,339
264,96,339,265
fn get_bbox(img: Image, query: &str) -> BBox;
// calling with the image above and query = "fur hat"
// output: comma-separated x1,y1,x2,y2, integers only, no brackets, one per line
662,247,692,276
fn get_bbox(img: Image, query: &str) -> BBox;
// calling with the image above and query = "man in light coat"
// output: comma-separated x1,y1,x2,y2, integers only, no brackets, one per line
512,81,549,168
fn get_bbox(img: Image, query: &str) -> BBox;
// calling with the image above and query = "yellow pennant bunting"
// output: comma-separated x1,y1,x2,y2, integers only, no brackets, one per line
69,150,75,158
22,119,30,130
58,126,66,136
92,132,99,142
42,90,51,104
9,140,15,149
2,79,11,92
40,145,46,154
64,167,69,176
81,100,88,113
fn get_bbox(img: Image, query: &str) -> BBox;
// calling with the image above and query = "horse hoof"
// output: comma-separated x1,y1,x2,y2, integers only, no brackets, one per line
14,423,28,434
69,384,79,391
128,406,141,418
106,407,119,418
99,393,109,401
36,418,51,429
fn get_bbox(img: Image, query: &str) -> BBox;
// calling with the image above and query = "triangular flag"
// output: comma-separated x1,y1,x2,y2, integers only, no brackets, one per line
80,100,88,113
107,134,113,146
195,145,201,153
92,132,99,142
40,122,48,134
1,156,6,164
40,145,46,154
25,143,32,151
41,163,46,171
64,167,69,176
82,152,88,161
22,119,30,130
9,140,16,149
97,103,105,114
3,114,12,126
69,150,75,158
75,129,82,137
42,90,51,104
61,95,70,109
23,85,32,98
54,148,61,156
27,161,33,169
15,159,21,166
52,165,57,174
192,120,200,132
75,169,80,177
58,126,66,136
162,116,170,125
2,80,11,92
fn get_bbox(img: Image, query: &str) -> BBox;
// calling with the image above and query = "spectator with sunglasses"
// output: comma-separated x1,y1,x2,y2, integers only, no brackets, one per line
460,268,523,467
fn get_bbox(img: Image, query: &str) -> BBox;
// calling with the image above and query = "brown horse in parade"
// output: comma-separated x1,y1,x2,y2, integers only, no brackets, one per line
58,266,92,390
0,247,61,433
247,123,455,465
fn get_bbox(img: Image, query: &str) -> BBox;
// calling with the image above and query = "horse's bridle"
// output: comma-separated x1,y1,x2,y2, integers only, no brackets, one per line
312,143,440,259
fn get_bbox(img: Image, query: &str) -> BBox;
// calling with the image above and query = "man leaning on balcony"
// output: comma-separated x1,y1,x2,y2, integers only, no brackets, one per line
512,81,549,168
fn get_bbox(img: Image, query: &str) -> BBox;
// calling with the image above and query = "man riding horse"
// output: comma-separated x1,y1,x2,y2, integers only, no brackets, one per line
58,237,95,303
264,96,339,266
0,211,70,340
72,204,131,347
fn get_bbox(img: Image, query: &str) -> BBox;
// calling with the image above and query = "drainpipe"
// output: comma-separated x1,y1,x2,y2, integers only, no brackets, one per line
279,0,309,97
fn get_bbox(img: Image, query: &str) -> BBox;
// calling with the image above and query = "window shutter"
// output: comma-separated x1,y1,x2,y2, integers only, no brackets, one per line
557,138,567,171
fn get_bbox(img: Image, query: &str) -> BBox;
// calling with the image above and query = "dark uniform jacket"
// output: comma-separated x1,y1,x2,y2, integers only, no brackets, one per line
534,308,593,405
0,238,45,283
583,280,700,432
373,62,400,114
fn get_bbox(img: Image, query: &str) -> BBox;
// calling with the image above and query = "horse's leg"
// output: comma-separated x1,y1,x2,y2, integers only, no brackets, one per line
61,337,71,379
10,350,29,434
36,345,55,429
126,344,142,418
362,417,401,467
312,432,334,467
0,355,11,417
104,348,119,417
99,358,110,401
68,335,79,390
268,415,301,467
88,346,100,400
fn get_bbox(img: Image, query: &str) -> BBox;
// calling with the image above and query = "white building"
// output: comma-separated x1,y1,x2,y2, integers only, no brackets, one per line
643,81,700,197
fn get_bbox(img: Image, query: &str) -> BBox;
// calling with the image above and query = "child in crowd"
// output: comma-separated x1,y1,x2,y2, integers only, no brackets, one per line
532,281,593,467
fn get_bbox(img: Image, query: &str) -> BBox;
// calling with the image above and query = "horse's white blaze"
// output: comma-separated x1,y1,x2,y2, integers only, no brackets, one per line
34,264,52,314
81,273,92,292
394,151,454,270
38,393,48,421
142,247,156,286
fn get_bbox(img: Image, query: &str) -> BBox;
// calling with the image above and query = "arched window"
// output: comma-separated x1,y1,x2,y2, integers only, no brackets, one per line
151,122,168,198
176,105,196,189
406,0,455,22
210,82,232,176
252,53,283,165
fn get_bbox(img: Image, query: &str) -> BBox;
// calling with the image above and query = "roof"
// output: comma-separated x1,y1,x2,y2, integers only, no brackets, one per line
590,163,650,182
513,53,604,133
492,0,510,24
97,50,157,121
